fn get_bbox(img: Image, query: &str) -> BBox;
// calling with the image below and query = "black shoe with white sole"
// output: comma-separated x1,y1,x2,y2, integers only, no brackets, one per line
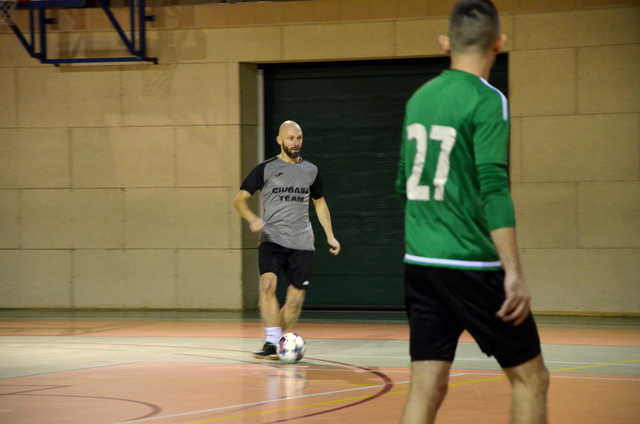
254,341,279,360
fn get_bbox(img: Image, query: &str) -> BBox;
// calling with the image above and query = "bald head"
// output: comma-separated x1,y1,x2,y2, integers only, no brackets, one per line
278,120,302,136
277,120,303,161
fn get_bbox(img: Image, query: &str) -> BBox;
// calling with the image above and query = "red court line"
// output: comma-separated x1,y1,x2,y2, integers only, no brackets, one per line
1,361,639,423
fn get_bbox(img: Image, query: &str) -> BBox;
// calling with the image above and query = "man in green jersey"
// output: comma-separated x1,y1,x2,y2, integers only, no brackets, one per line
396,1,549,423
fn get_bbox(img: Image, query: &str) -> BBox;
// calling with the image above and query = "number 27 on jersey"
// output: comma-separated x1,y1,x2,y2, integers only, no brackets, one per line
406,123,457,202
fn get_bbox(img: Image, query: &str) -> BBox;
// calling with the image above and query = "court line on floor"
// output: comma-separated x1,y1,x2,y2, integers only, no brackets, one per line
113,378,421,424
184,393,395,424
440,371,640,383
182,368,634,424
167,359,640,424
310,355,640,366
115,373,467,424
0,362,144,380
5,392,162,422
552,359,640,372
405,359,640,390
7,340,637,423
422,359,640,389
182,369,640,424
548,375,640,382
457,358,640,366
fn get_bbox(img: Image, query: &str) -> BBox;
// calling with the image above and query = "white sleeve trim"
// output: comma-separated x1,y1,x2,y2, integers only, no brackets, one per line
404,253,502,269
480,77,509,121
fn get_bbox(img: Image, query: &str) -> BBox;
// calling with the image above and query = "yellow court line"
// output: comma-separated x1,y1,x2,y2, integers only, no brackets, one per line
413,359,640,390
548,359,640,373
425,358,640,391
183,358,640,424
184,393,375,424
383,359,640,395
304,381,382,387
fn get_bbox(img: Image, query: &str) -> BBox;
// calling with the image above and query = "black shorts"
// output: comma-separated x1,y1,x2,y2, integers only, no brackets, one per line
258,242,313,290
404,263,541,369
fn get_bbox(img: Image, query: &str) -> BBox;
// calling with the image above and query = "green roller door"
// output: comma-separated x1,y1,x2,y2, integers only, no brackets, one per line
261,56,508,310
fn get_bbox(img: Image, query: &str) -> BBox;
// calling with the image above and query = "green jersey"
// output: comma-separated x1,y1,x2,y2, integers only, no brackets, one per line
396,69,515,270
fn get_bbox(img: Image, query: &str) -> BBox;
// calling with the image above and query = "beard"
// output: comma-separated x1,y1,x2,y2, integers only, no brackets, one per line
282,144,301,160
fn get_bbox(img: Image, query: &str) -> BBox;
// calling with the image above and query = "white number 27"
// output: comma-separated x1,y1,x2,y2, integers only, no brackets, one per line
406,124,457,201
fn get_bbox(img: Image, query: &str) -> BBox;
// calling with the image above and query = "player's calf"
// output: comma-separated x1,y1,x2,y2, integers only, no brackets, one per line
281,286,306,331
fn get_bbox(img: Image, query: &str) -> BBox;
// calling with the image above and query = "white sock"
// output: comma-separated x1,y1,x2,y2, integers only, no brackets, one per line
265,327,282,345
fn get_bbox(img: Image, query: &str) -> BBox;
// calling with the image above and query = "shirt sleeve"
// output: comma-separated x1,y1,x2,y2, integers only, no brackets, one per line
473,91,509,166
310,170,324,199
240,163,265,195
395,116,408,194
477,163,516,230
473,91,515,230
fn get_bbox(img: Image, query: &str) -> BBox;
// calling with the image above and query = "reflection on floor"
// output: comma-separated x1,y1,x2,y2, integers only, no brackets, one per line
1,311,639,423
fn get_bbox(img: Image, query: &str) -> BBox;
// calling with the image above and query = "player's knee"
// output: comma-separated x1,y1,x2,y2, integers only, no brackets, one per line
431,380,448,403
433,373,449,392
259,274,277,295
410,370,448,397
440,380,449,397
507,360,549,393
535,366,550,393
412,379,448,404
521,367,549,395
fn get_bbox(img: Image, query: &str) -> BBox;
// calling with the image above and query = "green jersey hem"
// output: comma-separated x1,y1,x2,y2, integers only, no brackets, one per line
404,254,503,271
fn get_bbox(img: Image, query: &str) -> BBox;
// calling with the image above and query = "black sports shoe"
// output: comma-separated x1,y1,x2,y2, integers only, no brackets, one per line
254,341,279,360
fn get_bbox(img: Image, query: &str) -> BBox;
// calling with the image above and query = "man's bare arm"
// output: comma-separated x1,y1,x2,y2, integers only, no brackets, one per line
312,197,341,255
491,227,531,326
233,190,264,233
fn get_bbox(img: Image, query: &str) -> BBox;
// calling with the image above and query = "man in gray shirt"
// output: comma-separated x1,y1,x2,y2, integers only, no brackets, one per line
233,120,341,359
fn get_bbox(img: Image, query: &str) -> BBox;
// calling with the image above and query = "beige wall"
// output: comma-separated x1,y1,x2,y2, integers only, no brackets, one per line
0,0,638,313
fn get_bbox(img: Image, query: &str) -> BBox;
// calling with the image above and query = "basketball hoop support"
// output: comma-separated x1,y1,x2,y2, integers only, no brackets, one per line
4,0,158,65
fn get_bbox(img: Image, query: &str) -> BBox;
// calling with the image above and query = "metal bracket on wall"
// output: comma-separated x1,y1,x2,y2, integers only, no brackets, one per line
9,0,158,65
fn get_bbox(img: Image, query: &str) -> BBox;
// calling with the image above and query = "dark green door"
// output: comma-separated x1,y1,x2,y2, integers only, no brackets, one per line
261,56,508,310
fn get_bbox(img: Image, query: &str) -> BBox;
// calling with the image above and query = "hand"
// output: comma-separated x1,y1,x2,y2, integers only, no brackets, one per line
327,236,341,256
496,272,531,326
249,218,265,233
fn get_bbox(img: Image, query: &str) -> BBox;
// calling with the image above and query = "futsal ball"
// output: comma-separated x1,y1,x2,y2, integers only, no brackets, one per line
278,332,305,364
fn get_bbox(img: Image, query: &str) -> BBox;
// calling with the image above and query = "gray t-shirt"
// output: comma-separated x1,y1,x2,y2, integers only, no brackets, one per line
241,157,323,251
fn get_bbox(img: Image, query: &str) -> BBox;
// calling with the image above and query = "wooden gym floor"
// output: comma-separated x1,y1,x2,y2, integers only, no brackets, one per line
0,311,638,423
